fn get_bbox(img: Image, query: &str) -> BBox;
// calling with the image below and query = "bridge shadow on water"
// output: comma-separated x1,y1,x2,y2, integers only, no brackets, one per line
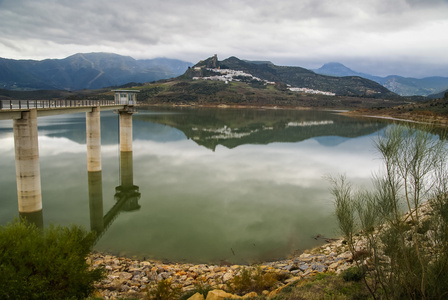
88,151,141,243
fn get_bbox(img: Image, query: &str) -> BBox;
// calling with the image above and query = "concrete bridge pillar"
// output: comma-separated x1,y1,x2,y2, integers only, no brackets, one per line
86,107,101,172
13,109,42,214
119,110,133,152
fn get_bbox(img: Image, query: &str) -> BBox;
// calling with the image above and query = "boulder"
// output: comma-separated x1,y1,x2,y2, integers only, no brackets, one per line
205,289,241,300
242,291,258,298
188,292,205,300
222,272,233,282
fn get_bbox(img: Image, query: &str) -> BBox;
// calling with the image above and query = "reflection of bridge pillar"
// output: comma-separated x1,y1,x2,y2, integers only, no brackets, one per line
115,150,140,214
88,171,104,233
86,107,101,172
13,109,43,223
120,151,134,187
119,110,133,152
115,150,141,213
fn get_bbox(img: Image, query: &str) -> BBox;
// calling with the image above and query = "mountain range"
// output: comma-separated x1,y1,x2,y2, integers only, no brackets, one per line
2,52,446,99
0,53,193,91
314,62,448,97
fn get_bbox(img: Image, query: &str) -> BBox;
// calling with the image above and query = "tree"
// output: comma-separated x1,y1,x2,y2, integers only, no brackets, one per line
0,220,104,299
331,124,448,299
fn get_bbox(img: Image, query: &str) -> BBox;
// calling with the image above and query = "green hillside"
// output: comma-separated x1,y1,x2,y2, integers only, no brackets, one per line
134,79,406,110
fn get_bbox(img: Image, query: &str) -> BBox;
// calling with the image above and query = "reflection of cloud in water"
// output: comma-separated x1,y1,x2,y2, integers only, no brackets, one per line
0,135,122,157
132,134,378,188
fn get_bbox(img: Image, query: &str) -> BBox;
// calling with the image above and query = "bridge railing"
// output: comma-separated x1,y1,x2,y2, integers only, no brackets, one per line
0,99,116,110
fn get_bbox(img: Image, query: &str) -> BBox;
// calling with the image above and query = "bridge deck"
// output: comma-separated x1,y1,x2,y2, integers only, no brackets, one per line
0,99,134,120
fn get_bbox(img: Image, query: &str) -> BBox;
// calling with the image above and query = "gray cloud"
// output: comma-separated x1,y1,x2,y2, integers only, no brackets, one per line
0,0,447,77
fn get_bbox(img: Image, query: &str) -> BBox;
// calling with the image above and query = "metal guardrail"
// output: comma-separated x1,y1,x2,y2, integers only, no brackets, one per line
0,99,117,110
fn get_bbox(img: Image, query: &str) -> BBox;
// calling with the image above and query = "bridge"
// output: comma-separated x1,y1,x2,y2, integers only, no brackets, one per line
0,90,140,232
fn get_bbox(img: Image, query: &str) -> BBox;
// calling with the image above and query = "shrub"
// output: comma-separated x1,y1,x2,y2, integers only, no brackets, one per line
179,278,213,300
147,278,182,300
0,220,104,299
330,124,448,299
342,267,365,282
227,266,280,295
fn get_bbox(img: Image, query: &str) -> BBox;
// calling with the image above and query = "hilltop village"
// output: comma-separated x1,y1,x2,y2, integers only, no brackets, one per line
192,67,336,96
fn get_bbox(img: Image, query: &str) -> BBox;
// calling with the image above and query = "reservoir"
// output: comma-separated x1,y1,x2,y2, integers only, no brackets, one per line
0,107,387,264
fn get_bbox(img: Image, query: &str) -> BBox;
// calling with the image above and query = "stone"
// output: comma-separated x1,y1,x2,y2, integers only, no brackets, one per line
120,285,130,292
285,276,301,284
205,289,241,300
118,272,133,281
311,263,326,273
222,272,233,282
188,292,205,300
242,291,258,298
328,262,340,270
298,263,309,271
338,251,352,260
268,287,282,298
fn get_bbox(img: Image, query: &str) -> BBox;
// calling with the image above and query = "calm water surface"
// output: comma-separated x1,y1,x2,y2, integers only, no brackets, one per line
0,107,388,264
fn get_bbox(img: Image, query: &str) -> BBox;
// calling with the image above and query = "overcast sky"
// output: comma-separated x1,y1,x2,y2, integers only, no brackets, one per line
1,0,447,78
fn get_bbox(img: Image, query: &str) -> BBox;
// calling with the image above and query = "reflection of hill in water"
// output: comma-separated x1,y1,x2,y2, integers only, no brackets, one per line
0,108,387,148
135,107,387,150
313,136,353,147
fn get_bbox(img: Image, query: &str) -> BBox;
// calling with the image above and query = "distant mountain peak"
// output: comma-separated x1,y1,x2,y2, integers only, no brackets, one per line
314,62,448,96
314,62,360,77
0,52,193,90
322,62,347,67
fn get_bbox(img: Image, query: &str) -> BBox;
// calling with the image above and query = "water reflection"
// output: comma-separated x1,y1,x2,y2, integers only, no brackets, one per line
135,107,387,150
88,151,141,242
0,108,391,264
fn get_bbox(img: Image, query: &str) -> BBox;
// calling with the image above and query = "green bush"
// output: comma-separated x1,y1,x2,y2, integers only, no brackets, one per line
179,278,213,300
0,220,104,299
342,267,365,282
147,279,182,300
227,266,280,295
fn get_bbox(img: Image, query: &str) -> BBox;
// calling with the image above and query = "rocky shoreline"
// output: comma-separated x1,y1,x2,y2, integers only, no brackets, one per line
89,237,358,299
89,201,436,299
